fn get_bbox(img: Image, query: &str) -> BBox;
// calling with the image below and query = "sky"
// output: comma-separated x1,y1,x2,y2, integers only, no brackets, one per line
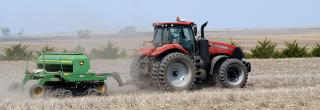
0,0,320,33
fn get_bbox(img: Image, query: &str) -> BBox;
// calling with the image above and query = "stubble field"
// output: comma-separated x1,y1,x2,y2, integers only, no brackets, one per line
0,58,319,110
0,28,319,110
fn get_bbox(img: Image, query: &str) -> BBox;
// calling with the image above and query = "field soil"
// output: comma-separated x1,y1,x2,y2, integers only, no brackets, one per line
0,58,319,110
0,28,320,109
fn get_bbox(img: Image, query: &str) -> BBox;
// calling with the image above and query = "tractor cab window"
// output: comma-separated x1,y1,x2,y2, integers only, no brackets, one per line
169,28,181,42
153,26,195,53
154,28,163,45
182,28,193,41
168,27,194,42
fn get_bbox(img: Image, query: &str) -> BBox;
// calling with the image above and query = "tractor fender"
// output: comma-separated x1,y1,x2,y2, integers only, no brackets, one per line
151,44,188,56
209,55,229,75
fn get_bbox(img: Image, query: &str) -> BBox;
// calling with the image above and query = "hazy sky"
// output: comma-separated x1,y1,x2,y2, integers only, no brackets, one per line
1,0,320,33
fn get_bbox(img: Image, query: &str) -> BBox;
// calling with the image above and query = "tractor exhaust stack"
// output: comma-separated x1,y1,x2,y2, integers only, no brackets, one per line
199,21,210,66
200,21,208,39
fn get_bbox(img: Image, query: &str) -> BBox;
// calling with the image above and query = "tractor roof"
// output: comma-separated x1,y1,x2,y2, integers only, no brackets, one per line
153,22,194,27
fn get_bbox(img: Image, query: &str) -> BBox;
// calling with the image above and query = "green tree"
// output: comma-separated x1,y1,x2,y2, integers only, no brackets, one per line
250,38,278,58
101,41,119,58
311,42,320,57
0,44,32,60
281,40,309,58
89,41,121,59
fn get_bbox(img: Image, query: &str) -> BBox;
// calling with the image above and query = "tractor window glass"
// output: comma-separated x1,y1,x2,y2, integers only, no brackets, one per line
180,27,195,52
169,28,181,42
163,28,170,41
182,28,194,41
153,28,162,45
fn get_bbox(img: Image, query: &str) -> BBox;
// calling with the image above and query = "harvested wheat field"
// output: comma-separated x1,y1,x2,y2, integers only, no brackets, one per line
0,58,319,110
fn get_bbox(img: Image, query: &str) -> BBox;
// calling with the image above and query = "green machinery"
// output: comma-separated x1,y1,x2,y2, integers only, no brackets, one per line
19,52,123,98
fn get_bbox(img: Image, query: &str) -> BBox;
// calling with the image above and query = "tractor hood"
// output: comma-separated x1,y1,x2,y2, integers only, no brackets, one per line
208,41,245,59
138,41,245,59
209,41,237,50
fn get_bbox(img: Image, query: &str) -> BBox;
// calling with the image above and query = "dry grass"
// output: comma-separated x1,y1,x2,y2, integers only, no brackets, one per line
0,58,319,110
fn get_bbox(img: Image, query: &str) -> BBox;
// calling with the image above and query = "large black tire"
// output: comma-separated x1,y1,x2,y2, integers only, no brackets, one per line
155,52,196,91
29,84,46,98
129,56,153,88
208,58,227,86
151,61,161,86
219,59,248,88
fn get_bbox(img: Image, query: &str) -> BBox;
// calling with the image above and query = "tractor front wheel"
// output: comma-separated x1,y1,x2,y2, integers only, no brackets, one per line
219,59,248,88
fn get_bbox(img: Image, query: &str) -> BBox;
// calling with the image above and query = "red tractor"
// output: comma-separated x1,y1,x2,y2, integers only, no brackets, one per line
130,18,251,91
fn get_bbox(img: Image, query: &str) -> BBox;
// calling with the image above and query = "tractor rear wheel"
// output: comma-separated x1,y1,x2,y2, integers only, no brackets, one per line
218,59,248,88
155,52,196,91
29,84,46,98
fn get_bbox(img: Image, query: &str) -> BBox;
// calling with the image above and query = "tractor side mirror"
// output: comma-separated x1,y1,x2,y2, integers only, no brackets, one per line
192,25,197,36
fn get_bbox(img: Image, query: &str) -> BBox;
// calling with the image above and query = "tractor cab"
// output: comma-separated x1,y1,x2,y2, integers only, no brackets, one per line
152,20,197,54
